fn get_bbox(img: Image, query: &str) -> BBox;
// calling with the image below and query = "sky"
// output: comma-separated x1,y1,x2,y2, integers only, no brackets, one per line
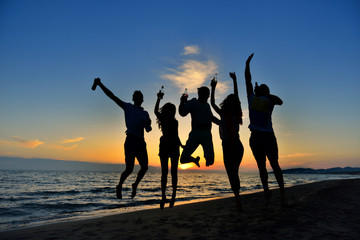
0,0,359,172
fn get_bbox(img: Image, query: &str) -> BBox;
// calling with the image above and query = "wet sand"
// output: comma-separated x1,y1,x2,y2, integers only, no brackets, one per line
1,178,359,240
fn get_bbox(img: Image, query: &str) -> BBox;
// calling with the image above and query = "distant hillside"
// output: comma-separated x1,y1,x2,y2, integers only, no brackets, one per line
0,157,160,172
282,167,360,174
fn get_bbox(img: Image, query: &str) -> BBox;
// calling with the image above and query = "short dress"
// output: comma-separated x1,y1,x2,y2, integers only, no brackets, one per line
159,119,181,158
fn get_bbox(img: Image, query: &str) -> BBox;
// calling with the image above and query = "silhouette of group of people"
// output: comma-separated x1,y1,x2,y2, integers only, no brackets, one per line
92,53,286,210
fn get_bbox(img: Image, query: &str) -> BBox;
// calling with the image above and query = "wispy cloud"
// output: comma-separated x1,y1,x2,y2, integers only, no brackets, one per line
162,45,232,95
280,152,315,158
11,136,44,148
183,45,200,55
54,144,78,151
62,137,84,144
162,59,218,93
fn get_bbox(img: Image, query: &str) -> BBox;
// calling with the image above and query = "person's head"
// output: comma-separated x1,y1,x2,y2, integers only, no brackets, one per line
157,102,176,129
132,90,143,106
254,83,270,96
220,94,243,125
197,86,210,102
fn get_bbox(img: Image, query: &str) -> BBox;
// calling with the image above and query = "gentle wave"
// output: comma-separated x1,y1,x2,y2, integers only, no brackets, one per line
0,169,358,232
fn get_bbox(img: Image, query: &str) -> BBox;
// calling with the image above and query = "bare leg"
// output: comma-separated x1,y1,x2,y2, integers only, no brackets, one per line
169,156,179,208
131,164,148,198
255,156,271,207
180,155,200,167
160,156,168,209
117,161,134,199
269,158,287,207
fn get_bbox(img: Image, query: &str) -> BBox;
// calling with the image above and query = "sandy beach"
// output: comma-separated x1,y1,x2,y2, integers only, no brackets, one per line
1,178,359,240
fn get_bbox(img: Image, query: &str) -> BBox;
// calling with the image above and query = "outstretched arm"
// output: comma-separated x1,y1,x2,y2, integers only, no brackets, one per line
92,78,124,109
154,91,164,118
245,53,254,96
210,78,221,115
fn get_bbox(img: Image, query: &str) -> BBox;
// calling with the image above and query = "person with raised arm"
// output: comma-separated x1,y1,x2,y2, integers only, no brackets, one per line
92,78,152,199
210,72,244,210
245,53,286,207
179,86,220,167
154,89,183,209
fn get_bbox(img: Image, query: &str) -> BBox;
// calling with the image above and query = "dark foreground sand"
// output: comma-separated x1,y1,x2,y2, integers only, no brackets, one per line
1,178,360,240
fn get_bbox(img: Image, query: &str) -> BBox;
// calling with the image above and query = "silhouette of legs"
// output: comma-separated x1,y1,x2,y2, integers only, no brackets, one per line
223,140,244,210
250,131,285,207
250,132,271,207
131,146,148,199
160,156,169,209
117,159,134,199
169,156,178,208
269,157,287,207
180,130,214,167
159,155,179,209
131,164,148,198
117,136,148,199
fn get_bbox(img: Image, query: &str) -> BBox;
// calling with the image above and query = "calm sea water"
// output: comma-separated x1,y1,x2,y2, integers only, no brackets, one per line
0,169,358,231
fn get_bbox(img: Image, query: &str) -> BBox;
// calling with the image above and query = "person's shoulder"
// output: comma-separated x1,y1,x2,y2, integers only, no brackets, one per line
247,93,255,100
122,102,132,109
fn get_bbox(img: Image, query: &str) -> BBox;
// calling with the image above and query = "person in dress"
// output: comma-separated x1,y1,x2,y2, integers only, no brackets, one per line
154,89,183,209
210,72,244,210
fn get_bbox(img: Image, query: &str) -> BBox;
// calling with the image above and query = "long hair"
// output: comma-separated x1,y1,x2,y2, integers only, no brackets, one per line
156,102,177,130
219,94,243,125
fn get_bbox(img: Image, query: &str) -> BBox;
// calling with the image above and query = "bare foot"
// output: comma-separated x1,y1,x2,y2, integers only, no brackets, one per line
160,198,166,209
169,198,175,208
116,185,122,199
194,156,200,167
131,183,137,198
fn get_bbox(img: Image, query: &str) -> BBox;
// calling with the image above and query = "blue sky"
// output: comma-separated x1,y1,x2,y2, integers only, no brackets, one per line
0,0,359,171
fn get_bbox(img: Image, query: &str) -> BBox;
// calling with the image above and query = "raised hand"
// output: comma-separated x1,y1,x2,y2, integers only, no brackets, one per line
246,53,254,65
210,77,217,89
157,90,164,99
229,72,236,81
92,78,101,91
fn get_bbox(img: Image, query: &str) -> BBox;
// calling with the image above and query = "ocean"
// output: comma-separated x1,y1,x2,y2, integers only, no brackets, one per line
0,169,359,232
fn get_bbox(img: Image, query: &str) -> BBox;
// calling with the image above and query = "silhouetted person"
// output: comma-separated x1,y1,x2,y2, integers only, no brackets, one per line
92,78,152,199
245,53,286,207
154,90,183,209
179,86,219,167
211,72,244,210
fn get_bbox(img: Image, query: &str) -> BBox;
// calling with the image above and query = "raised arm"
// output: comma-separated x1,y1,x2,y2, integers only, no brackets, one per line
229,72,239,98
178,94,189,117
92,78,124,109
245,53,254,96
210,78,221,115
154,91,164,118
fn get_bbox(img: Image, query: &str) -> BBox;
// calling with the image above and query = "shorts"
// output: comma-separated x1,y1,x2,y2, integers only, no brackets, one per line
181,129,214,160
124,135,148,167
249,130,278,163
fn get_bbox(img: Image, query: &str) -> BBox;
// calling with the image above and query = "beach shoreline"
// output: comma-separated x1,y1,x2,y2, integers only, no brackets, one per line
1,178,359,239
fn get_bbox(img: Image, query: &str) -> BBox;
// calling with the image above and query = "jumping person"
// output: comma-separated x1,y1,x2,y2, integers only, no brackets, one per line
92,78,152,199
154,89,183,209
245,53,286,207
179,86,220,167
210,72,244,210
